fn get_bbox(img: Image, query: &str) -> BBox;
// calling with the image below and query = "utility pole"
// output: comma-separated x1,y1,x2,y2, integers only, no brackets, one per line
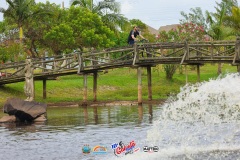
91,0,93,11
62,1,64,9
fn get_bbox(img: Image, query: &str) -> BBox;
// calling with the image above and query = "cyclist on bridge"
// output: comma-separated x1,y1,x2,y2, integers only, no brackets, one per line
127,25,146,45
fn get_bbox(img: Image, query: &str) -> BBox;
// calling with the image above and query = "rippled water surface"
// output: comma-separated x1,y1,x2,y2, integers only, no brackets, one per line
0,105,159,160
2,74,240,160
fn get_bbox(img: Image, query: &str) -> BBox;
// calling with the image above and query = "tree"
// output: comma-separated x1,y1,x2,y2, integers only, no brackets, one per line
224,6,240,36
158,23,205,42
206,0,238,40
70,0,127,34
180,7,209,31
206,0,238,74
67,6,115,50
43,24,75,55
0,0,36,45
24,1,65,57
0,0,54,58
70,0,92,10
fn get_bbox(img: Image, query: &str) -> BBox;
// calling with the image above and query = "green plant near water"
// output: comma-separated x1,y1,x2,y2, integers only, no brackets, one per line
0,64,237,107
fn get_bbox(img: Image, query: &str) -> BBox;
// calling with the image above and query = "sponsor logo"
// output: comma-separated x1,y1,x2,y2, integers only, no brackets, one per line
143,146,159,153
82,144,91,154
111,141,140,157
92,145,107,155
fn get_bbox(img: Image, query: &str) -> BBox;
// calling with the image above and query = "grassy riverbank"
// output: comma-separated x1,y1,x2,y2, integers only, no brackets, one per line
0,64,237,107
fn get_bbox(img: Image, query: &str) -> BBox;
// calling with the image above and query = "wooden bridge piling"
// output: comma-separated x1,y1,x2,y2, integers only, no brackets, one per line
43,79,46,99
93,72,97,102
137,67,142,105
147,66,152,101
197,65,200,82
185,65,188,84
236,37,240,72
83,74,88,106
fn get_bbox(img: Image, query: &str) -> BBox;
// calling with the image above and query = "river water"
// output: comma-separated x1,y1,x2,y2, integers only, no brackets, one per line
0,104,160,160
1,73,240,160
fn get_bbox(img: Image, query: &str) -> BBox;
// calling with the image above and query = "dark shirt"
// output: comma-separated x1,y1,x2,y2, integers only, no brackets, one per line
127,30,139,43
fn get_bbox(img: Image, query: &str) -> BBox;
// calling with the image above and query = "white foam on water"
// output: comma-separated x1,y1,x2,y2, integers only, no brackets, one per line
110,145,240,160
110,73,240,160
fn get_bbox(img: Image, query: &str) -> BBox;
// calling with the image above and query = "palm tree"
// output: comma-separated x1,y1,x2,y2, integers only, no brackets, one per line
206,0,237,74
0,0,35,43
206,0,238,40
224,6,240,36
70,0,92,10
70,0,127,34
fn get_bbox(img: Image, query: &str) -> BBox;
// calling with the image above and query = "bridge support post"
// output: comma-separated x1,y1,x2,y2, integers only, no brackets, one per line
83,74,88,106
237,66,240,72
185,65,188,84
197,65,200,82
137,67,142,105
147,66,152,101
236,37,240,72
93,72,97,102
43,79,46,99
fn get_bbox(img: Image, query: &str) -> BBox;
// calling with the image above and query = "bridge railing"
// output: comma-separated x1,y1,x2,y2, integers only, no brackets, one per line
0,60,26,82
32,53,79,77
78,46,134,73
135,40,237,65
0,39,239,84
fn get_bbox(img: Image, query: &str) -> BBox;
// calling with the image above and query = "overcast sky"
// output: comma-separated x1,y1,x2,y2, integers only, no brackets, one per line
0,0,240,29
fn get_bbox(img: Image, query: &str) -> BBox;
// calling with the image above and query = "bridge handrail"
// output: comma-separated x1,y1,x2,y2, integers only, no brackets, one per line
0,39,240,85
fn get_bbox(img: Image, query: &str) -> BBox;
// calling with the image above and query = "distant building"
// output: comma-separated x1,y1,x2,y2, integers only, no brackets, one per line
158,24,180,32
146,24,181,39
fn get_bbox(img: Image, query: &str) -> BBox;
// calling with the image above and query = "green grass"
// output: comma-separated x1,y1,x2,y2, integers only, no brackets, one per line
0,63,237,106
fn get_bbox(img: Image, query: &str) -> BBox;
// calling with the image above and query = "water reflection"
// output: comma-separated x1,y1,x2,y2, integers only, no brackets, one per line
0,121,46,133
83,106,88,124
148,104,153,124
93,106,98,124
0,104,161,160
0,105,160,133
138,104,143,124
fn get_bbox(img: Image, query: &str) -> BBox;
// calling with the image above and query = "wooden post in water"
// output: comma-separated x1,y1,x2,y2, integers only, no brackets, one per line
197,65,200,82
83,74,88,106
93,72,97,102
137,67,142,105
43,79,46,99
147,66,152,101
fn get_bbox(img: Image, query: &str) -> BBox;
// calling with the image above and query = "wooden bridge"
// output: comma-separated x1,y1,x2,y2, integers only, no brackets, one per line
0,39,240,105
